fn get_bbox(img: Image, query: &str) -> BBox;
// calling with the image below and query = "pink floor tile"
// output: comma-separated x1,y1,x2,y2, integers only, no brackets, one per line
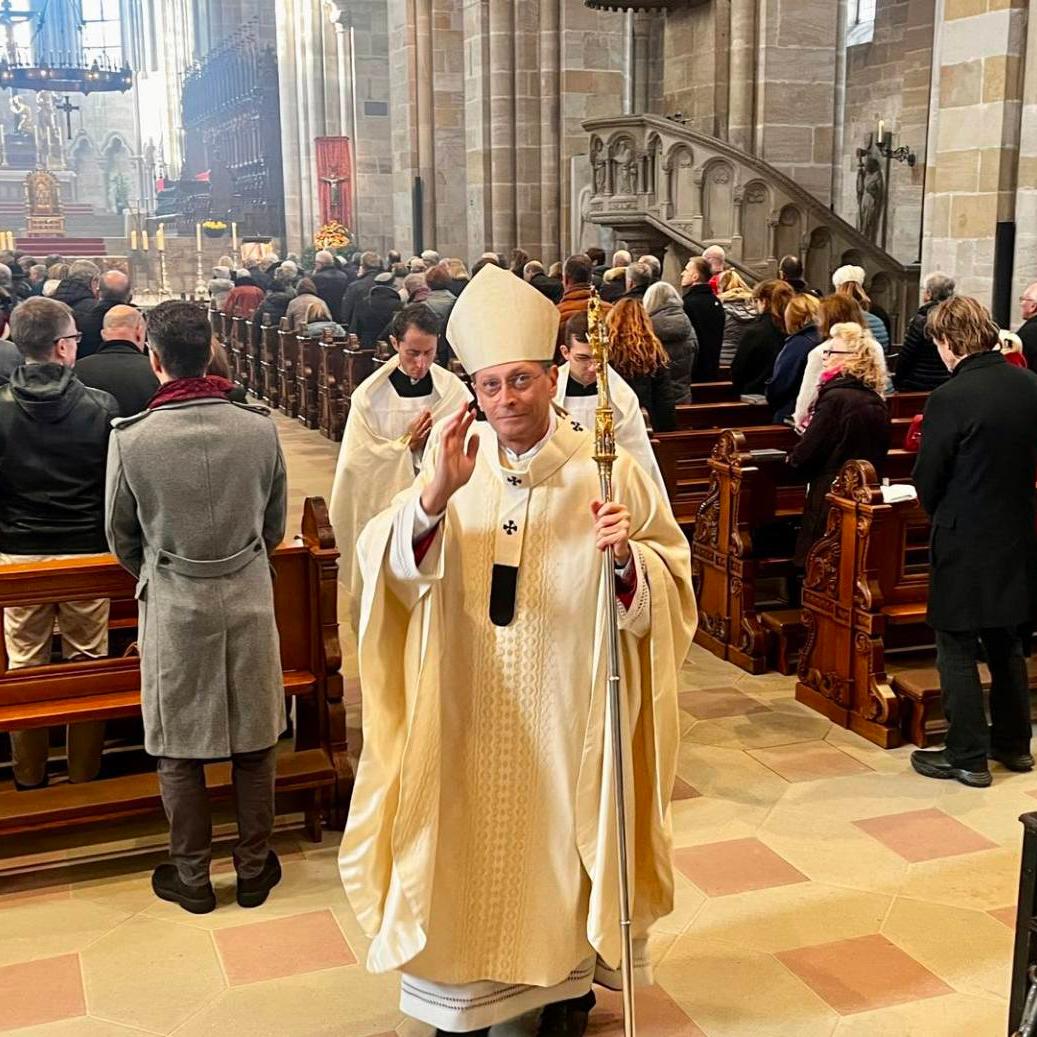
674,837,808,896
777,933,952,1014
989,905,1017,929
671,776,701,801
587,985,706,1035
214,908,357,986
750,742,872,782
678,686,771,720
853,808,995,863
0,953,86,1031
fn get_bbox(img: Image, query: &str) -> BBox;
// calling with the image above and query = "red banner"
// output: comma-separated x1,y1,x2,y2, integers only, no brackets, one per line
315,136,353,231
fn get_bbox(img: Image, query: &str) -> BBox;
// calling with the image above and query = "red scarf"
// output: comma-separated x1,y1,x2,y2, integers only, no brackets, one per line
148,376,235,409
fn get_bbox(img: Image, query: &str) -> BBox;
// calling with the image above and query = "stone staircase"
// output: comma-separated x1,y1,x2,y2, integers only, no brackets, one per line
582,114,918,340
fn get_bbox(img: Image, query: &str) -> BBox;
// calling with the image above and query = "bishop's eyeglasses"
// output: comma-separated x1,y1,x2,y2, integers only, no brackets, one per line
474,370,546,398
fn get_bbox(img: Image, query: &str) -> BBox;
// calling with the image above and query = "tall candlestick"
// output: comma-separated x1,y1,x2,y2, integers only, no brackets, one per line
141,230,149,252
877,119,884,142
156,224,165,252
130,229,138,251
231,222,238,252
196,222,202,253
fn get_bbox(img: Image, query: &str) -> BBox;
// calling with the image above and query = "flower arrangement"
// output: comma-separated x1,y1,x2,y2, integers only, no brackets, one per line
202,219,228,238
314,221,351,251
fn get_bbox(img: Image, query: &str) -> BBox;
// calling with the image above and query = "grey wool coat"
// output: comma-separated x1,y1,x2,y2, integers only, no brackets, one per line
105,396,288,759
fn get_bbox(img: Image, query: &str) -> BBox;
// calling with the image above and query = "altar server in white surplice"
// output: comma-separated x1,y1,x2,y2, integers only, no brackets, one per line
555,309,669,503
339,263,696,1037
329,303,471,621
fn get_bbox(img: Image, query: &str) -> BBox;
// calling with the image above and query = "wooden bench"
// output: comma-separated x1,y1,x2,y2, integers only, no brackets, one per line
296,332,321,429
278,318,299,418
0,498,350,840
317,332,375,441
258,316,280,408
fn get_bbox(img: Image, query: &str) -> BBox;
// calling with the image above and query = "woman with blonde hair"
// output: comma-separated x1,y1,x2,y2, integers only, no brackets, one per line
716,268,756,366
605,297,677,430
832,264,890,351
766,293,821,423
731,279,795,395
445,257,470,296
788,321,891,565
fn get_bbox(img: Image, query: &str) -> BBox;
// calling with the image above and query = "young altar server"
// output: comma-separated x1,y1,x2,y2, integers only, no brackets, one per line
555,309,669,502
339,263,696,1036
328,302,471,622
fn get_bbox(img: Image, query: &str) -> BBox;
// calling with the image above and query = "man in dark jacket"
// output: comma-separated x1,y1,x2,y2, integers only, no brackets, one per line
1017,281,1037,370
339,251,382,327
76,270,134,360
52,261,100,324
777,254,818,297
893,272,955,391
681,256,725,381
522,261,564,304
911,296,1037,788
312,249,351,317
621,261,652,301
350,271,402,348
75,305,158,416
0,296,119,790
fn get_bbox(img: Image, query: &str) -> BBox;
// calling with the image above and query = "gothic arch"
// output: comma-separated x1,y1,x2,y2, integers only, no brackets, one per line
775,204,804,265
806,226,834,292
701,159,735,240
740,179,771,263
668,145,696,218
71,135,104,211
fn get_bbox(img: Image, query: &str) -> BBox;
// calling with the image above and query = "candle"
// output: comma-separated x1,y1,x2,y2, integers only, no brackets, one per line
142,230,149,252
6,232,12,251
231,222,238,251
130,229,138,251
196,222,202,253
156,224,165,252
878,119,884,141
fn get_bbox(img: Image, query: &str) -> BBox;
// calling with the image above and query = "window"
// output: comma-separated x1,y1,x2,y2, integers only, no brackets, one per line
848,0,877,46
81,0,123,66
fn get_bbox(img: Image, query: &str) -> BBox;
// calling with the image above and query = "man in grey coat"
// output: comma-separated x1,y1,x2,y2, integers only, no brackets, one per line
105,301,288,914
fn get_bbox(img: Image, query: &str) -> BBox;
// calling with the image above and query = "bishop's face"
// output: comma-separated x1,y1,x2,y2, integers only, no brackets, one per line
473,360,559,454
394,328,437,380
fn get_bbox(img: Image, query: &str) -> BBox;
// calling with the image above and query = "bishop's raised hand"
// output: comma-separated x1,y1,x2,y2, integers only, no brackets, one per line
420,403,480,515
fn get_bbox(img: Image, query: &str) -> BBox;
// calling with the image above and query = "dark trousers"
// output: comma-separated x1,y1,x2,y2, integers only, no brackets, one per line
157,745,277,886
936,627,1032,770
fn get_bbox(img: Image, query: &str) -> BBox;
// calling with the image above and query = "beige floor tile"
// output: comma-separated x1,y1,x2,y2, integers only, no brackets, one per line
81,916,225,1033
2,1020,157,1036
686,710,832,750
0,897,133,968
832,991,1007,1035
655,935,838,1037
169,962,403,1037
652,873,707,936
670,793,772,848
899,847,1022,911
749,742,873,782
678,685,771,720
823,726,918,775
775,769,944,824
881,896,1014,999
676,742,789,809
690,882,891,954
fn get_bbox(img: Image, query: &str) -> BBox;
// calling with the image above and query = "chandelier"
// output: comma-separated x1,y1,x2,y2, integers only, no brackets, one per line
0,0,133,94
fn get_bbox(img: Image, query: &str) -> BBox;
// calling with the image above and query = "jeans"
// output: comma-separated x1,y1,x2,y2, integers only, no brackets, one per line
157,745,277,886
936,627,1032,771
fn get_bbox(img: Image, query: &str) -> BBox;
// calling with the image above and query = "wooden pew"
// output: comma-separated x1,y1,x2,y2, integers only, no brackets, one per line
230,315,248,389
0,498,350,839
245,318,263,392
259,315,280,408
296,331,321,429
278,318,299,418
675,400,772,431
691,381,739,404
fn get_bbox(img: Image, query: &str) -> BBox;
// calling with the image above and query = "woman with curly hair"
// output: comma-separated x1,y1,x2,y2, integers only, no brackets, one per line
788,321,891,565
605,297,677,431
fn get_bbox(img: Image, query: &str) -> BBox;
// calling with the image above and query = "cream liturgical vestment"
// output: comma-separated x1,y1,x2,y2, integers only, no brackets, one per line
339,413,696,1030
554,361,669,502
328,355,470,619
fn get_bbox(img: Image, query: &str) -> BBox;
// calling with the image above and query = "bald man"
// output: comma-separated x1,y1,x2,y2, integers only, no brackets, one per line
77,269,133,359
76,304,157,416
1017,281,1037,370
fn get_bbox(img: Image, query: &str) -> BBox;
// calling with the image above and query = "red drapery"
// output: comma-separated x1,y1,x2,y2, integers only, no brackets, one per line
315,136,354,230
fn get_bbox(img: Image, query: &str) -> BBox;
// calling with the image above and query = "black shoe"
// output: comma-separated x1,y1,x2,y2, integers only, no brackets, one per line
236,850,282,908
911,749,992,788
151,863,216,914
538,990,596,1037
990,748,1035,772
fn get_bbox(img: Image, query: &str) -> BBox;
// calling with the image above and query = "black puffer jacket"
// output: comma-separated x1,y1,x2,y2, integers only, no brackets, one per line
893,301,951,391
0,364,118,554
251,290,294,349
51,278,97,320
650,302,697,404
351,283,403,348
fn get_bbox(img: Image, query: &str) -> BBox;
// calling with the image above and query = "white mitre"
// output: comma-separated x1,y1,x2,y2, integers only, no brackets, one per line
446,262,559,373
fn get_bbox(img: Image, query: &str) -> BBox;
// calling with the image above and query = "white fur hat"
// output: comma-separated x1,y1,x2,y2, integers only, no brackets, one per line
832,264,866,289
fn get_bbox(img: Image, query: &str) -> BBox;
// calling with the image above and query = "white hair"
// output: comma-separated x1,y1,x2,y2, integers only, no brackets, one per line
703,245,726,261
314,250,335,269
0,263,11,287
612,249,632,267
420,249,440,265
644,280,682,314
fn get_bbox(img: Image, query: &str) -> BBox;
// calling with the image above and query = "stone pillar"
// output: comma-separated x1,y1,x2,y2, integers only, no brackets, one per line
415,0,437,248
276,0,304,251
514,0,542,254
539,0,562,263
1012,1,1037,324
922,0,1028,307
728,0,756,151
488,0,517,251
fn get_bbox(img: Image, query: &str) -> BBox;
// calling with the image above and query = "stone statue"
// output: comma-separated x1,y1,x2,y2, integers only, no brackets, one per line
856,153,884,244
10,95,32,136
591,140,606,194
34,93,63,170
614,140,635,195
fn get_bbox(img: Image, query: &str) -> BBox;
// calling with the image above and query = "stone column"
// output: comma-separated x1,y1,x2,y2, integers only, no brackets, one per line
488,0,516,251
1012,1,1037,324
415,0,437,248
727,0,756,150
514,0,542,255
276,0,304,251
922,0,1028,308
539,0,561,262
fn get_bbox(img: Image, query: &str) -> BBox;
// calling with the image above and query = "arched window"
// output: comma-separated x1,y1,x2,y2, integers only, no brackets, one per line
81,0,123,66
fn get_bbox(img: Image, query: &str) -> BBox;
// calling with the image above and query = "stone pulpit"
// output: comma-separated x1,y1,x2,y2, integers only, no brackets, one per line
25,169,64,236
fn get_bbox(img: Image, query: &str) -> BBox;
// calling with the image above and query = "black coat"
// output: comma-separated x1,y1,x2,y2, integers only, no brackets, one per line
251,291,293,348
620,364,677,433
0,364,118,554
893,301,951,391
683,284,725,381
74,298,133,360
528,272,564,304
730,314,784,396
914,351,1037,631
1018,316,1037,371
312,266,351,319
650,303,696,404
351,283,403,348
75,340,159,417
788,376,890,565
339,270,379,326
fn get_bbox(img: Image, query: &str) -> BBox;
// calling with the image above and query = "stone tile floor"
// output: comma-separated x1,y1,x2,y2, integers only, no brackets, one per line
0,412,1024,1035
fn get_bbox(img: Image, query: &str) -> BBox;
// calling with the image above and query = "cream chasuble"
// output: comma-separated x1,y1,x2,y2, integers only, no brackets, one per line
554,362,669,503
328,355,471,622
339,412,696,1031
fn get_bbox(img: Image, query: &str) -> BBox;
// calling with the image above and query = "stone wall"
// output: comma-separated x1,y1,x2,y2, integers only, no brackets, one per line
661,4,720,135
841,0,934,266
1011,0,1037,324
